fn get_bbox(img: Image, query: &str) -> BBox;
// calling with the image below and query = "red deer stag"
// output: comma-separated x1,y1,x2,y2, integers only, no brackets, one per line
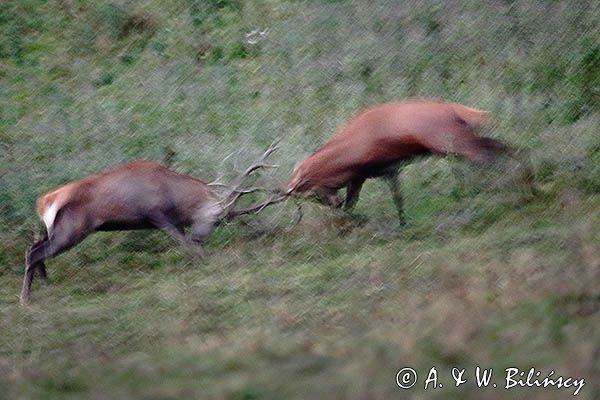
286,99,522,224
21,145,277,305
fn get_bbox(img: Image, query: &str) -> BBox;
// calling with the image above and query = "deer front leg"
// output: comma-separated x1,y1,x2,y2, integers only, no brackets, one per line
313,188,343,209
337,177,369,228
187,203,222,258
151,214,205,258
344,177,366,210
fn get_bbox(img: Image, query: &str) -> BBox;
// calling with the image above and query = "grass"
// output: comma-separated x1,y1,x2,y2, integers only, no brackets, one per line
1,0,599,399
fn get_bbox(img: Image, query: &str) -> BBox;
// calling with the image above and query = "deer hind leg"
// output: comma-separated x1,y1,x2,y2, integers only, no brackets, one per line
37,262,48,280
424,119,507,165
447,131,511,166
487,142,538,195
27,237,49,280
455,136,539,195
382,167,406,226
21,207,91,305
469,137,511,165
21,238,47,305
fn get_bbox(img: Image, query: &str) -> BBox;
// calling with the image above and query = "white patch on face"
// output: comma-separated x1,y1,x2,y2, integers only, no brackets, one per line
42,202,59,236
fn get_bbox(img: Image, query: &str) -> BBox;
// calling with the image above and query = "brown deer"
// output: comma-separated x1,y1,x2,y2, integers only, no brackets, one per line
286,99,525,224
21,145,277,305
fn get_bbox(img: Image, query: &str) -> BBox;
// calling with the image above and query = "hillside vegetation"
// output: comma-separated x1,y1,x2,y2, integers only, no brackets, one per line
1,1,599,399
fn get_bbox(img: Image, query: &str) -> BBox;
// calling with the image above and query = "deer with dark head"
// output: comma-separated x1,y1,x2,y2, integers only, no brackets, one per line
21,144,278,305
285,99,530,224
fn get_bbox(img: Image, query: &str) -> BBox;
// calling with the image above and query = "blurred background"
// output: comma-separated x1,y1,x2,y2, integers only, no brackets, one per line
0,0,599,398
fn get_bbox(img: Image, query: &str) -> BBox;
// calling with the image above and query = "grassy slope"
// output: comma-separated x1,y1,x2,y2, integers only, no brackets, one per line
1,0,599,398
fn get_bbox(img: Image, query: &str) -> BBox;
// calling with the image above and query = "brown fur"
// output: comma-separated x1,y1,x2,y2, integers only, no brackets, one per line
21,161,221,305
288,99,509,218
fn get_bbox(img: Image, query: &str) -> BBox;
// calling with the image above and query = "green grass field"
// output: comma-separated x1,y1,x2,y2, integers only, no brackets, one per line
1,1,599,398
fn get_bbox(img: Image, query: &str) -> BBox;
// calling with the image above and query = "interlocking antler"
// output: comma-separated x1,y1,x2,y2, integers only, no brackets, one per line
226,191,288,220
217,141,281,216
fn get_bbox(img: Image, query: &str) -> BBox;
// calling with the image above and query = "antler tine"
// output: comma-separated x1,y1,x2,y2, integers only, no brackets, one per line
208,177,228,187
232,187,265,195
219,140,281,213
219,187,269,211
226,192,288,220
207,178,230,197
238,141,279,177
208,150,238,188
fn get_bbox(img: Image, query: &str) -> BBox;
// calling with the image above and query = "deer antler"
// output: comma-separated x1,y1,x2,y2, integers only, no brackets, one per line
226,191,288,220
217,141,280,216
208,151,237,191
